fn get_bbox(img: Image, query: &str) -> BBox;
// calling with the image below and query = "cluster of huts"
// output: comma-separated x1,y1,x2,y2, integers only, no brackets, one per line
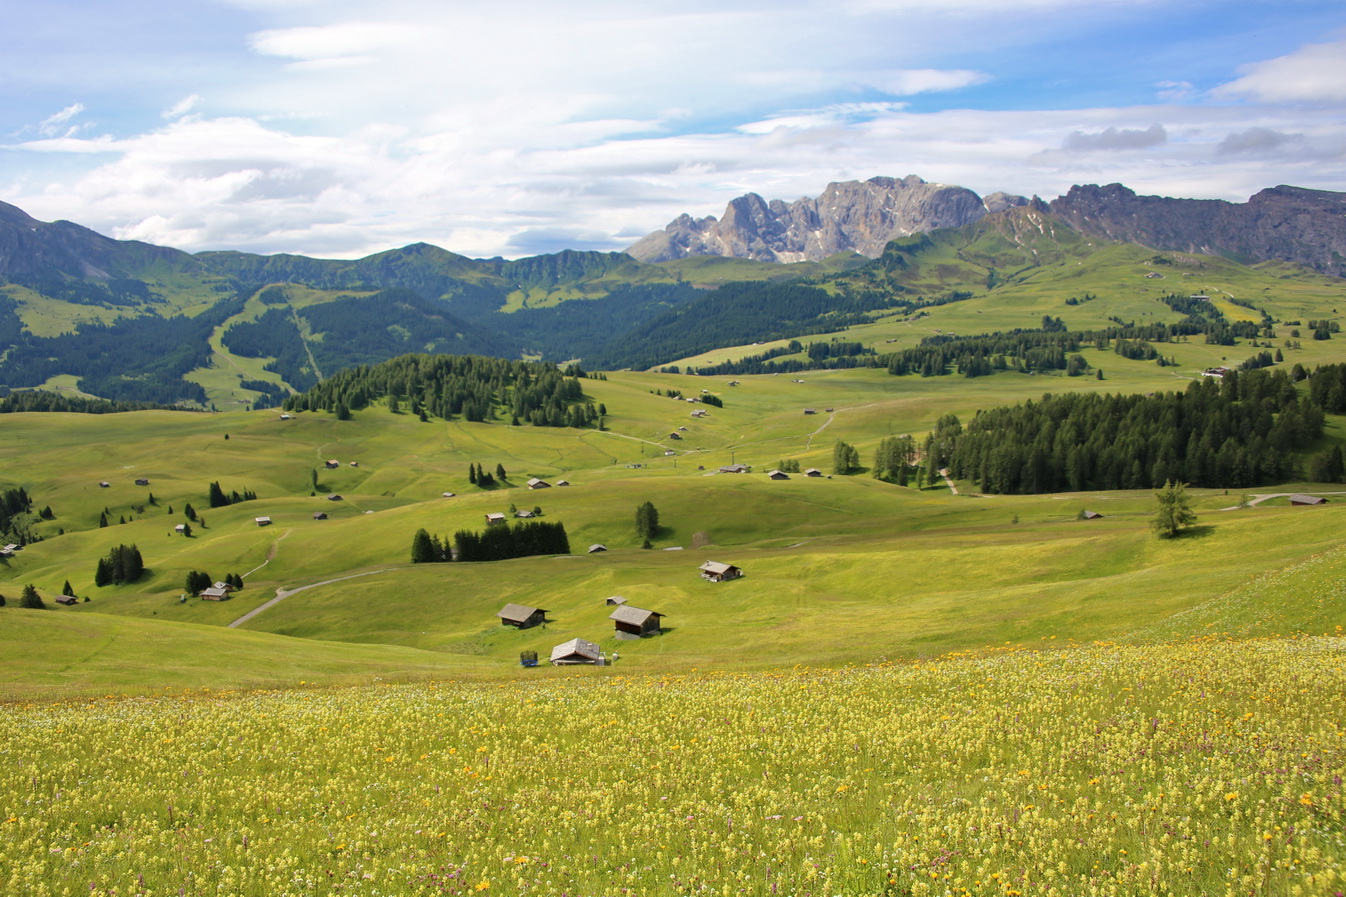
493,560,742,666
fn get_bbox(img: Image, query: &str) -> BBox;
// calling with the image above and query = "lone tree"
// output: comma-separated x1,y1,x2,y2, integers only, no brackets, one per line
20,583,45,609
635,501,660,541
833,439,861,475
1151,480,1197,539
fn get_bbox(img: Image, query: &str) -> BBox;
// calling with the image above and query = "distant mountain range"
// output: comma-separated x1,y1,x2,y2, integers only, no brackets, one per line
627,176,1346,278
1,176,1344,407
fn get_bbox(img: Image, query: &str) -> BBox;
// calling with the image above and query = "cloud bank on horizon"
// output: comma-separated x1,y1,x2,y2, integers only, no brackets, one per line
3,0,1345,259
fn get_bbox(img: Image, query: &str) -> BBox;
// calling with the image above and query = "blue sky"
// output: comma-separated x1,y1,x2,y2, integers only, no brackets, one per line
3,0,1345,259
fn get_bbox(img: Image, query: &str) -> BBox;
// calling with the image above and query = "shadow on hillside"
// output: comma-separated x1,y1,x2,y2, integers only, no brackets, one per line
1173,524,1216,540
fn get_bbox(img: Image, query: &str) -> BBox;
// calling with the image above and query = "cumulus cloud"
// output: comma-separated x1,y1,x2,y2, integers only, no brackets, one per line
1063,124,1167,152
1214,40,1346,104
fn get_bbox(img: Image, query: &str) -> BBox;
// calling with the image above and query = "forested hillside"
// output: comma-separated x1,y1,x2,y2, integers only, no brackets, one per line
283,353,596,427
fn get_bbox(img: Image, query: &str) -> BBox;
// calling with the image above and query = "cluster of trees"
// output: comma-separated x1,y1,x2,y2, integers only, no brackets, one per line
0,391,191,414
412,521,571,563
833,440,862,475
1307,363,1346,412
11,277,160,307
938,368,1325,494
94,544,145,586
240,379,287,410
0,486,37,547
208,482,258,508
183,570,243,594
872,435,918,484
468,463,507,487
1307,319,1339,340
683,339,879,377
282,353,595,428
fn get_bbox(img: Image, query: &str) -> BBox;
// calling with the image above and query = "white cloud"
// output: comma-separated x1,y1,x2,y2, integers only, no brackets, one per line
1155,81,1194,102
38,103,87,138
1214,40,1346,104
863,68,989,96
247,22,418,62
162,95,201,120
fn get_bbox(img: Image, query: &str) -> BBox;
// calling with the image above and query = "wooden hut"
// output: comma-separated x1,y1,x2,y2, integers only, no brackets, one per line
135,478,150,486
610,605,663,637
255,516,272,526
550,638,603,665
527,477,551,490
804,468,823,477
699,560,743,582
605,595,627,606
588,544,608,554
324,459,339,469
485,512,507,526
313,511,328,520
55,595,79,606
1289,494,1327,506
1082,510,1104,519
496,603,547,629
766,469,790,480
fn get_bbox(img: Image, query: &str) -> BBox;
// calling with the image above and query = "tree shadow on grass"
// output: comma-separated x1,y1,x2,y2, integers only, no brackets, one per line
1170,524,1216,540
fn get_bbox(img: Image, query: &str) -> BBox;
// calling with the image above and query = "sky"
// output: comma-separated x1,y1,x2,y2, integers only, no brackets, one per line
2,0,1345,260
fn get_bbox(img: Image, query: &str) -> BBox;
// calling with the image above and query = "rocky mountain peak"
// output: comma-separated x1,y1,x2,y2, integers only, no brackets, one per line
627,175,1023,264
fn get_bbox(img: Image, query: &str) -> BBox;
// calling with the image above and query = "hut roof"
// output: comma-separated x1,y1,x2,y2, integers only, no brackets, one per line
527,477,550,488
550,637,601,664
497,603,546,624
1288,494,1327,505
588,544,607,553
1082,510,1104,519
699,560,737,575
609,605,661,626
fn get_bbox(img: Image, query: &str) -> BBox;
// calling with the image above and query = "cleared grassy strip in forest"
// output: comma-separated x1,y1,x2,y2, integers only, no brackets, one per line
2,638,1341,896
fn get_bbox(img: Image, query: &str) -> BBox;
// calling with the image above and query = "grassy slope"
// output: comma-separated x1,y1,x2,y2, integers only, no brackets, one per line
3,356,1345,695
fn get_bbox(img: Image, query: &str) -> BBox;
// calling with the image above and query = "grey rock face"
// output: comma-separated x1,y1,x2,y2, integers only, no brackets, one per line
628,175,1018,263
1049,184,1346,278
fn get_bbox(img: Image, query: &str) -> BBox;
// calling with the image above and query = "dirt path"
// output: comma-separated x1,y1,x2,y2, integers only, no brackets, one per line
939,469,959,495
241,529,291,579
1218,491,1346,511
227,568,390,629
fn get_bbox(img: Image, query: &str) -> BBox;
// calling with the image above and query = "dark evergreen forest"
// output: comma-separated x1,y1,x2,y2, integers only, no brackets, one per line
283,353,596,427
932,366,1338,494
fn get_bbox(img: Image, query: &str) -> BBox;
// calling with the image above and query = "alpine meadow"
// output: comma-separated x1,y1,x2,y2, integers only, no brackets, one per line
2,179,1345,897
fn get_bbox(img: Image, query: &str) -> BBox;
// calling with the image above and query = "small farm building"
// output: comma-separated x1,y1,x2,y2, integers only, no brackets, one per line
550,638,603,665
98,481,110,488
200,586,231,601
804,468,823,477
556,479,570,487
610,605,664,637
496,603,547,629
135,478,150,486
1082,510,1104,520
527,478,550,490
55,595,79,606
1289,494,1327,506
255,516,272,526
328,494,343,501
700,560,743,582
766,469,790,480
485,512,507,526
325,459,340,469
588,544,608,554
442,491,455,498
174,524,187,533
515,509,536,518
313,511,328,520
719,464,749,474
605,595,626,605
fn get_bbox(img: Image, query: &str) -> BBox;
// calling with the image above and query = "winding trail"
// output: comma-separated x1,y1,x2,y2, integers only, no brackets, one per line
228,569,391,629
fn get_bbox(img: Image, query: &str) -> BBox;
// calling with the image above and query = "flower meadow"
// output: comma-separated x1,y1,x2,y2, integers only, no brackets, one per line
3,638,1344,897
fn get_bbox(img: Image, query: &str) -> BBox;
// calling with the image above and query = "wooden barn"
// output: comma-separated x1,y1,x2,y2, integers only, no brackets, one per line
200,586,232,601
55,595,79,606
313,511,328,520
588,544,608,554
485,512,507,526
550,637,603,665
804,468,823,477
610,605,663,638
699,560,743,582
1082,510,1104,519
135,478,150,486
527,478,551,490
255,516,272,526
496,603,547,629
766,469,790,480
1289,494,1327,506
325,459,340,469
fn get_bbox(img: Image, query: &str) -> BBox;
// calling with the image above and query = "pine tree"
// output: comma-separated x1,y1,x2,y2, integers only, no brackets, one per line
20,583,44,609
469,464,478,485
411,528,437,564
98,511,108,528
208,481,227,508
1151,480,1197,539
62,579,74,597
184,503,196,521
635,501,660,540
496,463,507,481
